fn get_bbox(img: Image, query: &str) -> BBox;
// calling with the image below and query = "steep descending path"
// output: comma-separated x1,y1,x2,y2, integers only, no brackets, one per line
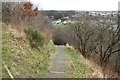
47,46,71,78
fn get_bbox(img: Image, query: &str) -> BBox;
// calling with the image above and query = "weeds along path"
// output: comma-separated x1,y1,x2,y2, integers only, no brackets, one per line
46,46,71,78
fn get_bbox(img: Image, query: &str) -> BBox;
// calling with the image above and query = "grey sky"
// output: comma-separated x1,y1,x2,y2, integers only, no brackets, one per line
30,0,119,11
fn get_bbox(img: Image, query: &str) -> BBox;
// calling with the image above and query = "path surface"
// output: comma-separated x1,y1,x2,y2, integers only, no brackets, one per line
46,46,71,78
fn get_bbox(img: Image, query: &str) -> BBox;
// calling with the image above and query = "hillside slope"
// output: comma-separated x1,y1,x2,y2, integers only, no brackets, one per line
2,23,56,78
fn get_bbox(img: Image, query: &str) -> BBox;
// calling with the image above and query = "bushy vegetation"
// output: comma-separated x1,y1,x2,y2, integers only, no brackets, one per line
24,27,44,49
52,28,67,45
2,2,52,36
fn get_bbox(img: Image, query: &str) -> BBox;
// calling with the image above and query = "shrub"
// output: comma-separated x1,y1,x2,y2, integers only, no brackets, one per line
24,27,44,49
52,28,67,45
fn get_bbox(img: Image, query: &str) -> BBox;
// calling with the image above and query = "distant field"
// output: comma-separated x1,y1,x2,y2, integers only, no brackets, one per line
53,24,66,28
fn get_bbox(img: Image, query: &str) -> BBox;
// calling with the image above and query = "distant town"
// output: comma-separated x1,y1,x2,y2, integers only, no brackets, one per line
43,10,117,25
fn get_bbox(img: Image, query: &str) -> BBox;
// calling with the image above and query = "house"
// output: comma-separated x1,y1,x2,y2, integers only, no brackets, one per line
52,19,62,25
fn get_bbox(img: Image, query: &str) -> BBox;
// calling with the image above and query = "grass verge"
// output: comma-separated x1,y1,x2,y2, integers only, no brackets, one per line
65,47,93,78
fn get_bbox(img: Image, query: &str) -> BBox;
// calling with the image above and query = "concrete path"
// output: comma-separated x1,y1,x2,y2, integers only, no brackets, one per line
46,46,71,78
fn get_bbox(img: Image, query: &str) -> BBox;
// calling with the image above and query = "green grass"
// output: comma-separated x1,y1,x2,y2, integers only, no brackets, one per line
65,47,93,78
0,22,2,79
53,24,66,28
2,23,56,78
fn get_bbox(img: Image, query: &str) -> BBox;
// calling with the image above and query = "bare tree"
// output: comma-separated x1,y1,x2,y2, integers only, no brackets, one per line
68,15,120,77
69,19,95,58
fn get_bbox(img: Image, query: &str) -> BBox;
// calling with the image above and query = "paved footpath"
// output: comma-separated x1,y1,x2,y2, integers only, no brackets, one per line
46,46,71,78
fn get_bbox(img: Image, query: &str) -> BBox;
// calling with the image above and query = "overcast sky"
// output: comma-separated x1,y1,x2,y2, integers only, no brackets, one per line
30,0,120,11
